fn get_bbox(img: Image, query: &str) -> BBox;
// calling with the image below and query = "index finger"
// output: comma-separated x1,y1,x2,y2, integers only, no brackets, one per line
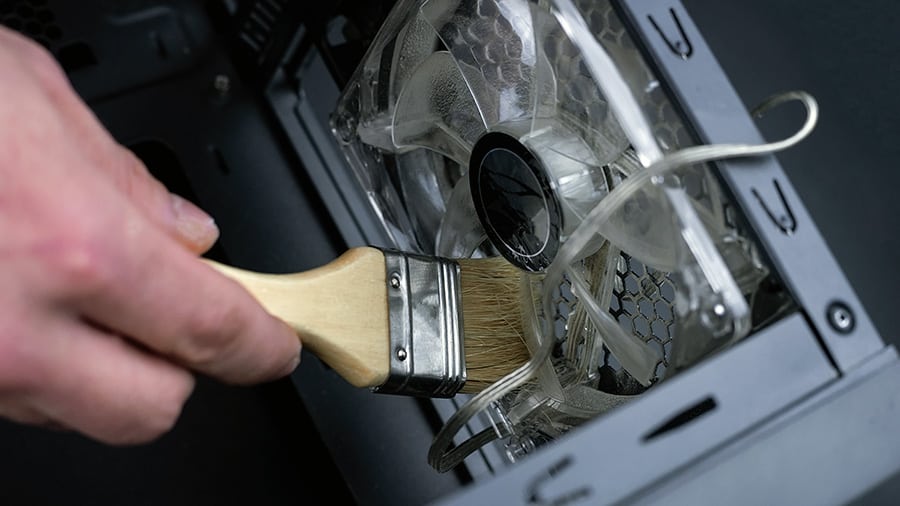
56,199,301,384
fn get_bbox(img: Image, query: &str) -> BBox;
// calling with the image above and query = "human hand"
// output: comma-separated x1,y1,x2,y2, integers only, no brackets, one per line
0,27,301,444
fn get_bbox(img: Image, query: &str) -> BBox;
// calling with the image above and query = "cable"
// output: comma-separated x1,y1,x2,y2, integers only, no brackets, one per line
427,89,819,473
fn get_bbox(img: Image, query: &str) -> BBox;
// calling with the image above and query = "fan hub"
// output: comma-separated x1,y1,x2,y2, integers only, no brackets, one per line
469,132,562,272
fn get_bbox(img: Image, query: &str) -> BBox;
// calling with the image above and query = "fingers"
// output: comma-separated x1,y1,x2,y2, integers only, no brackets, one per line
0,27,218,254
1,314,195,445
107,148,220,254
52,201,302,385
0,27,289,444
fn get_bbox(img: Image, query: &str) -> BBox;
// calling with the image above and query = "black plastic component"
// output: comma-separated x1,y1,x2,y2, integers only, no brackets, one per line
56,40,96,71
469,132,562,272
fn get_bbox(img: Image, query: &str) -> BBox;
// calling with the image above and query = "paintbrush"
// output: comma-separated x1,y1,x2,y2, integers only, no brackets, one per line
204,247,531,398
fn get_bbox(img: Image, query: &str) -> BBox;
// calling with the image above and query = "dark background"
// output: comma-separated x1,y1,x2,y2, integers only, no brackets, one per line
0,0,897,505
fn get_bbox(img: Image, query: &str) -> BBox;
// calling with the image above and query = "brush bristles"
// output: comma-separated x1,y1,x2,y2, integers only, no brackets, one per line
458,256,531,394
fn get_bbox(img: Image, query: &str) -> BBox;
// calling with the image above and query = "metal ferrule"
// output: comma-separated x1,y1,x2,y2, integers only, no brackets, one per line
375,250,466,398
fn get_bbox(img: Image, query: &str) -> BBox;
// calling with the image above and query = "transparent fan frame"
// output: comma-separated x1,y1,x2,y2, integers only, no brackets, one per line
330,0,792,471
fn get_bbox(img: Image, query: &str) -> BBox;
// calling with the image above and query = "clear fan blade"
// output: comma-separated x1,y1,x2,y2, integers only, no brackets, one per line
520,122,610,224
389,11,441,106
395,150,464,255
594,152,683,272
436,174,487,258
392,50,488,166
421,0,556,129
538,7,628,165
568,265,661,386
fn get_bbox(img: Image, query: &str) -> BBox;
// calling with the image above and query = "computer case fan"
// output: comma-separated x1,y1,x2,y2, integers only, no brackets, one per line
0,1,893,504
330,0,805,472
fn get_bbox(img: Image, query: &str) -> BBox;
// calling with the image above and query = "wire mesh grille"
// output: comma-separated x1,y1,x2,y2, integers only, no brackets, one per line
0,0,62,48
610,254,675,381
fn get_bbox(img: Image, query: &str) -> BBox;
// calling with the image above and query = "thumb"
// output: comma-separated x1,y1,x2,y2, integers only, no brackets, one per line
109,147,220,254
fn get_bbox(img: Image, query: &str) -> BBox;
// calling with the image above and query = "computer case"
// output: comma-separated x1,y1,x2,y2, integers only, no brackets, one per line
1,1,897,504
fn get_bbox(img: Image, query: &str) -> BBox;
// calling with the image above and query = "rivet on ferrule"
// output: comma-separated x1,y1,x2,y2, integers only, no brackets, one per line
375,250,466,398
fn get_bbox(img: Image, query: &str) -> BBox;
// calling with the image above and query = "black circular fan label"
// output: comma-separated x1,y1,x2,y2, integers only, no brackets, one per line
469,132,561,272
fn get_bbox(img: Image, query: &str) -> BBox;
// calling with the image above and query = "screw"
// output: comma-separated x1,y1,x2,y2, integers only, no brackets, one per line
213,74,231,95
335,111,357,143
396,348,407,361
827,301,854,334
389,273,401,289
701,302,730,338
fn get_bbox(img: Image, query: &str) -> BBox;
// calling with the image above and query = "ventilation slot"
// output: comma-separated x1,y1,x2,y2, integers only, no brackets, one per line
643,396,718,441
235,0,287,58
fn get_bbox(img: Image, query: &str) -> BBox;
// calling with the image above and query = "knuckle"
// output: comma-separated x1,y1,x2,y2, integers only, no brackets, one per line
45,237,116,297
114,149,166,202
178,303,244,368
118,148,151,177
22,43,67,91
114,148,146,182
110,155,141,200
0,29,67,106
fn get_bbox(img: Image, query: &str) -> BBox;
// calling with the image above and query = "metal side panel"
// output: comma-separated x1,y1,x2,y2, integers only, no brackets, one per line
432,313,836,506
266,55,388,251
615,0,884,372
628,346,900,506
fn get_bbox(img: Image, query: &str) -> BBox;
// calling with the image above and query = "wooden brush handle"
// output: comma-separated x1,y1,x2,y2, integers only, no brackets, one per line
204,247,390,389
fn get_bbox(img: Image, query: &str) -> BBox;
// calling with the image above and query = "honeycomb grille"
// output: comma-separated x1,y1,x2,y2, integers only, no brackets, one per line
546,250,677,395
610,254,675,380
0,0,61,48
